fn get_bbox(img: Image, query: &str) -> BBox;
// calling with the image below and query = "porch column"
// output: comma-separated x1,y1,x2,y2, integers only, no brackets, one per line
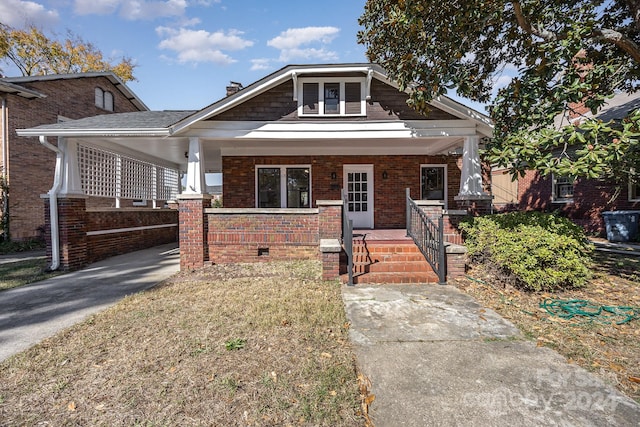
184,137,206,194
59,139,84,195
455,135,492,213
177,194,212,270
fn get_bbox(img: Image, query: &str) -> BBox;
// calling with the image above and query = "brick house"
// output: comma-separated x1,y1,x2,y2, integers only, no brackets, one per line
493,91,640,236
0,72,150,241
18,64,492,280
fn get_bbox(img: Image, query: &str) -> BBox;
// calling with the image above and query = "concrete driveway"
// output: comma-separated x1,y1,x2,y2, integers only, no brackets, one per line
0,244,179,362
343,284,640,427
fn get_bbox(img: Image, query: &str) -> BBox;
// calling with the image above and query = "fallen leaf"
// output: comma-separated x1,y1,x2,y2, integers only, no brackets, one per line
329,390,337,396
629,376,640,384
67,401,76,412
609,362,626,373
365,394,376,405
320,352,332,359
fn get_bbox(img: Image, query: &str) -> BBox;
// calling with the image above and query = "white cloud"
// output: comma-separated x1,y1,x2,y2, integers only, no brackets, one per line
156,27,253,65
250,58,271,71
266,26,340,63
0,0,59,27
74,0,187,20
267,26,339,50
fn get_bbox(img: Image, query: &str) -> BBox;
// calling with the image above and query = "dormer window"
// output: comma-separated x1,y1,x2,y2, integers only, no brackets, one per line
297,77,366,117
95,87,114,111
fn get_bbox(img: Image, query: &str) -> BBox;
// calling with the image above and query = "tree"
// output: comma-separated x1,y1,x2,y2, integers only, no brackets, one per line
358,0,640,185
0,24,136,83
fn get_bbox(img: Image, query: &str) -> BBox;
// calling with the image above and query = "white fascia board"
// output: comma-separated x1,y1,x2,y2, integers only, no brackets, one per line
430,96,493,136
170,65,375,135
183,120,478,139
16,128,171,138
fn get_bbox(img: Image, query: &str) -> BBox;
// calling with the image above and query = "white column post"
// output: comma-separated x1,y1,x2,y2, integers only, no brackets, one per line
184,137,206,194
457,135,488,197
58,138,84,196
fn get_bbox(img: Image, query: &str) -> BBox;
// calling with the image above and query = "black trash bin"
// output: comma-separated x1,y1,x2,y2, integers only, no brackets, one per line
602,211,640,242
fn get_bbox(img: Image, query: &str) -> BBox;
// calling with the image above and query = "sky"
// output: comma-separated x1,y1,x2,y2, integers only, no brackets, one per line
0,0,383,111
0,0,491,113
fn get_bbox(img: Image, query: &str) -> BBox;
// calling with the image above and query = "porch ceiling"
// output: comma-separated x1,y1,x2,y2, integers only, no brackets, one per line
69,133,467,174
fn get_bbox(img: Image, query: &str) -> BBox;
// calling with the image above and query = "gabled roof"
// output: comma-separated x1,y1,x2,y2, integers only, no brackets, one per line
2,72,148,111
170,63,493,136
17,63,493,139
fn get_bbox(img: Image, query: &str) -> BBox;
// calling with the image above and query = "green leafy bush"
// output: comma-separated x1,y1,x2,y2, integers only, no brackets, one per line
459,212,593,291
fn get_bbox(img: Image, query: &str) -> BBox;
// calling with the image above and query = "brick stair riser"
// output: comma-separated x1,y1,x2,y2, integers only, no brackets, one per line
353,261,432,274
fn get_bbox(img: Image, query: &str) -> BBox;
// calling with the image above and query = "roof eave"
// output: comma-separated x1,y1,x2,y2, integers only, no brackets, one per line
16,128,171,138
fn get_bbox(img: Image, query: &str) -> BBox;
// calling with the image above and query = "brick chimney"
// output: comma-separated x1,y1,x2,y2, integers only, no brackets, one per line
226,81,243,97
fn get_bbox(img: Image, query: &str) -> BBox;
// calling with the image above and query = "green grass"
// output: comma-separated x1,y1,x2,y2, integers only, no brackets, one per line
0,258,63,291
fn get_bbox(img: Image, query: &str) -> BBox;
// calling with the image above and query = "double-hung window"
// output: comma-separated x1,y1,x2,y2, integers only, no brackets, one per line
552,174,574,202
298,77,366,116
95,87,114,111
256,166,311,208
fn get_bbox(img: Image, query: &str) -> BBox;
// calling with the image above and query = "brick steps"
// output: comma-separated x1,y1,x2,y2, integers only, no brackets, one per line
343,240,438,284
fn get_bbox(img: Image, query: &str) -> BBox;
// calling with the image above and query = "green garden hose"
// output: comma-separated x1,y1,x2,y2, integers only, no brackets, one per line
540,299,639,325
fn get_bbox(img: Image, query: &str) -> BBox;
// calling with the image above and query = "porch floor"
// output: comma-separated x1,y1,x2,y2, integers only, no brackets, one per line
353,229,412,242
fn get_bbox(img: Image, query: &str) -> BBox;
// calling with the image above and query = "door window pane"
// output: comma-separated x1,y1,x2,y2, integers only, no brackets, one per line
258,168,281,208
421,166,445,200
286,168,310,208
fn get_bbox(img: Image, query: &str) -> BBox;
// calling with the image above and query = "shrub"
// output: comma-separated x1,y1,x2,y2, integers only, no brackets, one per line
459,212,593,291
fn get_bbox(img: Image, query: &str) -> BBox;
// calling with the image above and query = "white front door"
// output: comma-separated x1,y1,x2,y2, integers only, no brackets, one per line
343,164,374,229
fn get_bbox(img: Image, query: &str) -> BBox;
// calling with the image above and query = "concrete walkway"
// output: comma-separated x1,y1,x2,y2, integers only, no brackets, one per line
343,284,640,426
0,243,179,362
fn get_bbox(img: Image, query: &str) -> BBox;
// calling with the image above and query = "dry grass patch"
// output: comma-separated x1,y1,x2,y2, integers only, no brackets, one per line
454,251,640,403
0,260,364,426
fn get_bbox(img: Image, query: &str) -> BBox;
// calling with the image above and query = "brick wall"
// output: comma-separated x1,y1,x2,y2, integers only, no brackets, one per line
223,154,463,229
5,76,142,241
86,208,178,263
518,170,640,235
207,210,320,263
43,197,178,270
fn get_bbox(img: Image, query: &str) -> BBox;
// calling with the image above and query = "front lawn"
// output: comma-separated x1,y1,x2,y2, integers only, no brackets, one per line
455,251,640,403
0,261,365,426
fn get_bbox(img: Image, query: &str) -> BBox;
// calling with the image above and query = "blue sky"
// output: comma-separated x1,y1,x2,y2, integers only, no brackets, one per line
1,0,383,111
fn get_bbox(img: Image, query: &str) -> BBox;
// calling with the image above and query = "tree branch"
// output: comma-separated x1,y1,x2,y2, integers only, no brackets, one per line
593,28,640,64
511,1,558,41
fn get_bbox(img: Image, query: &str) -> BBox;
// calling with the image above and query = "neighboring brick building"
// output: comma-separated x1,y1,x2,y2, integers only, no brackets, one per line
0,72,148,240
493,91,640,235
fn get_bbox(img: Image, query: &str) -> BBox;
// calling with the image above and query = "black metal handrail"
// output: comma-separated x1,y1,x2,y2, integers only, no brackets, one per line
406,189,446,284
342,189,354,286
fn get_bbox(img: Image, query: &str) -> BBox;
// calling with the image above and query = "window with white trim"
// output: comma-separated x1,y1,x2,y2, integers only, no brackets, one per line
298,77,365,116
95,87,114,111
552,174,574,202
256,166,311,208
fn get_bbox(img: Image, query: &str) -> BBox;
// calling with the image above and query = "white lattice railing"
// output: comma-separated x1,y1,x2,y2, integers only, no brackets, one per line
77,144,179,201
